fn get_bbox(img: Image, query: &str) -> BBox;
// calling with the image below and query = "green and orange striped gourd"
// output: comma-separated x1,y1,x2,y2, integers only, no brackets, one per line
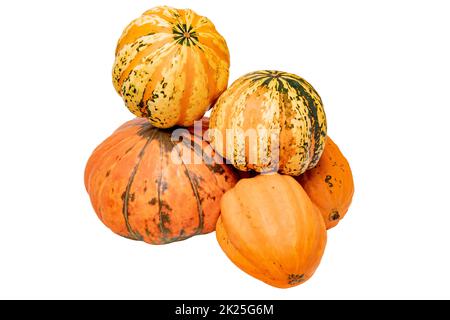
209,70,327,175
113,6,230,128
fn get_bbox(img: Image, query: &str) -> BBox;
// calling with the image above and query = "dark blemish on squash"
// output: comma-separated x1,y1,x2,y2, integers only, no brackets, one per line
137,100,149,118
149,198,157,205
330,211,340,221
161,181,169,193
160,200,172,212
207,163,225,174
161,212,170,224
130,193,135,202
121,192,126,201
325,175,333,188
196,174,205,182
160,212,171,235
136,42,147,52
288,274,305,285
125,147,133,154
105,170,111,177
136,121,158,138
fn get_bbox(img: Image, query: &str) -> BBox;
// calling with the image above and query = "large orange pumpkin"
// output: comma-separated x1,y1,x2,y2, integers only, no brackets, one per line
296,137,354,229
84,118,238,244
209,70,327,175
113,6,230,128
216,174,327,288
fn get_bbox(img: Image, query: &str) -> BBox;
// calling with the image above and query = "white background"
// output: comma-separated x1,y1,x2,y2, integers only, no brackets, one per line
0,0,449,299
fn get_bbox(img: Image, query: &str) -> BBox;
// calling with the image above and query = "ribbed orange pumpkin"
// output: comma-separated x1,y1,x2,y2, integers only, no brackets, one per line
216,174,327,288
113,6,230,128
297,137,354,229
84,118,238,244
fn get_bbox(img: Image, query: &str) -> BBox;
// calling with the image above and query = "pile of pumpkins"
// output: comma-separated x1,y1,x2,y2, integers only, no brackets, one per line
84,6,354,288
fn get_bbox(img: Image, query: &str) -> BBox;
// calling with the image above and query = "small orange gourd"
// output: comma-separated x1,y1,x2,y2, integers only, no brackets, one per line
297,137,354,229
216,174,327,288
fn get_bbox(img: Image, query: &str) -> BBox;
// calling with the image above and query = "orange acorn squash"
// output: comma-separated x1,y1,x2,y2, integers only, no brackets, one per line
112,6,230,128
216,174,327,288
297,137,354,229
85,118,238,244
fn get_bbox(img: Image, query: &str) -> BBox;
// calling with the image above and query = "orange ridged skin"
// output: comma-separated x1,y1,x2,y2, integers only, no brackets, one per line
216,174,327,288
297,137,354,229
113,6,230,128
84,118,238,244
209,70,327,175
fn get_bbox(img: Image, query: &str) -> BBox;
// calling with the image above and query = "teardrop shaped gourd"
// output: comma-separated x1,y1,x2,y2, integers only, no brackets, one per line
85,118,238,244
216,174,327,288
113,6,230,128
296,137,354,229
209,70,327,175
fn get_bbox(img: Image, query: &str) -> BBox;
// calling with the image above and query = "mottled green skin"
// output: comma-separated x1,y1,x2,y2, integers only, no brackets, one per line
210,70,327,175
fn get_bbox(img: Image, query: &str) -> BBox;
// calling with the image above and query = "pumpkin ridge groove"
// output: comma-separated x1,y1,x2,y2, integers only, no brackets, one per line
277,83,286,171
87,133,141,195
284,78,323,166
189,138,222,189
139,44,179,116
93,138,143,220
170,139,204,234
122,132,155,240
177,49,194,124
157,135,168,242
117,37,174,89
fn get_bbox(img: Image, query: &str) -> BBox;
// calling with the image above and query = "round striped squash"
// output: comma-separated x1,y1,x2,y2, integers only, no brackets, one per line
209,70,327,175
84,118,238,244
113,6,230,128
297,137,354,229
